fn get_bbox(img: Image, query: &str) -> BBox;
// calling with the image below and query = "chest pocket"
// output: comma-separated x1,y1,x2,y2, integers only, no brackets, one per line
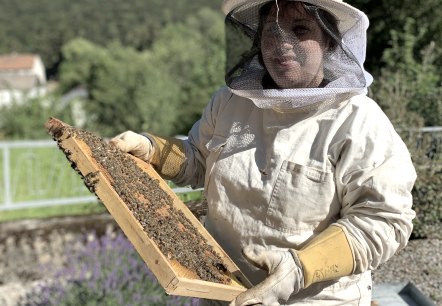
266,161,335,233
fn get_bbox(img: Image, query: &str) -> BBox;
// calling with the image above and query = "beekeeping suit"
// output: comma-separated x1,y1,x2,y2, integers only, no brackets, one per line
111,0,416,305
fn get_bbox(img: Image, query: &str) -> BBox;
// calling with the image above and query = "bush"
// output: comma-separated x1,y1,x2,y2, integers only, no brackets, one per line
411,166,442,239
19,230,198,306
370,18,441,128
0,95,73,140
398,129,442,239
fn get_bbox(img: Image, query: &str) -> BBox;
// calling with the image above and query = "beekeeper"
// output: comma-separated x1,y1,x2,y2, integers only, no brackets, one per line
111,0,416,305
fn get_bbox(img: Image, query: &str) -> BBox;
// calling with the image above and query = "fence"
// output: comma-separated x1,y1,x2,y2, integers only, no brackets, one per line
398,126,442,168
1,127,441,211
0,140,198,211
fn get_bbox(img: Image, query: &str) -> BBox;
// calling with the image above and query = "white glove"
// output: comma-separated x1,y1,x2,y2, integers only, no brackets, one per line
230,245,304,306
110,131,153,162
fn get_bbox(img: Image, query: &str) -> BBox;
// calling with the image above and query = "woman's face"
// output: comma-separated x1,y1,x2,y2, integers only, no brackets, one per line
260,2,328,89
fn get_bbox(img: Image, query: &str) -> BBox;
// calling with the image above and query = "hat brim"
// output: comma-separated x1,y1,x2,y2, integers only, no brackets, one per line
222,0,368,34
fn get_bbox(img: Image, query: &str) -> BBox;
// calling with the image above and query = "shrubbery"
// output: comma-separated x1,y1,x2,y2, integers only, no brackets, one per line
411,166,442,239
19,231,198,306
395,129,442,239
369,18,442,240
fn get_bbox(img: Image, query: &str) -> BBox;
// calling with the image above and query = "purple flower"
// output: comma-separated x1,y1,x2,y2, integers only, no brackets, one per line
19,229,199,306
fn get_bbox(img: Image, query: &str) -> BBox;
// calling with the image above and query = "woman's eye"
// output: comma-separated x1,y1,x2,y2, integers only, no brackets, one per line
263,23,278,34
293,25,309,36
264,26,274,34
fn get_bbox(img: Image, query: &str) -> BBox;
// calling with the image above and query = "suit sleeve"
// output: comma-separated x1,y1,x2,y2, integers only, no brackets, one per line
333,104,416,273
172,87,232,188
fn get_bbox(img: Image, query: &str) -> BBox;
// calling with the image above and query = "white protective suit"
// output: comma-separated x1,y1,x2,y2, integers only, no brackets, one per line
175,87,416,305
168,0,416,304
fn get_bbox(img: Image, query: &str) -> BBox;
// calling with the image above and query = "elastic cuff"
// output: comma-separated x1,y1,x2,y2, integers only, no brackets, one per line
141,133,156,162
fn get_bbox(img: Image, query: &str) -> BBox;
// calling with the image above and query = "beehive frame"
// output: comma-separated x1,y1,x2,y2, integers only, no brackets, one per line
46,118,250,301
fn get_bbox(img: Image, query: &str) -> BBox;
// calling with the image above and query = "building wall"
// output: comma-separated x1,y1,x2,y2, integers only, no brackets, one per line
0,55,47,106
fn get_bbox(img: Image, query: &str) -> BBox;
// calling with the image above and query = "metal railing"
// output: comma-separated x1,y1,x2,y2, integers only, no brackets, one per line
0,140,198,211
398,126,442,167
1,126,441,211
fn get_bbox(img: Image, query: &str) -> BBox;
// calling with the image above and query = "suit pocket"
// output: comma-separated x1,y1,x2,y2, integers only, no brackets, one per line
265,160,335,233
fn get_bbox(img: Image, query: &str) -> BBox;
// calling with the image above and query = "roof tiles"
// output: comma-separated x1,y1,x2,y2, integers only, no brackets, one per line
0,54,37,70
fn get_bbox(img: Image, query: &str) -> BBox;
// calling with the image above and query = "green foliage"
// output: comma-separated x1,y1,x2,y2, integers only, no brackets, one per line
0,95,72,140
411,166,442,239
58,38,109,93
56,8,225,137
1,0,441,83
365,15,442,239
369,18,441,128
149,8,226,134
57,38,180,137
0,0,221,76
397,129,442,239
406,42,442,126
346,0,442,74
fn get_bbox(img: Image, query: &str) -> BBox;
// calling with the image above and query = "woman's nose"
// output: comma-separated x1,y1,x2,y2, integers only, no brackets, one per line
273,30,297,49
281,42,293,52
273,40,294,56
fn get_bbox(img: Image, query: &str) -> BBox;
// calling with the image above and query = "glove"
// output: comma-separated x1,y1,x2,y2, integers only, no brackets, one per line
110,131,154,163
230,246,304,306
231,225,355,306
110,131,186,180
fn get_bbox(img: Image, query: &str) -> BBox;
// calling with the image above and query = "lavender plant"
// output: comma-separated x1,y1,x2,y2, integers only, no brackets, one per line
19,230,199,306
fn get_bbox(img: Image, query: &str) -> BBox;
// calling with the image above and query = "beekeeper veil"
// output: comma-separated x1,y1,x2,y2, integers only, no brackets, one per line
223,0,373,110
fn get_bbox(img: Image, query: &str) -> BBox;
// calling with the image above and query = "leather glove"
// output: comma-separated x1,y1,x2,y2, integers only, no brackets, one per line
230,245,304,306
110,131,186,180
231,225,355,306
110,131,154,163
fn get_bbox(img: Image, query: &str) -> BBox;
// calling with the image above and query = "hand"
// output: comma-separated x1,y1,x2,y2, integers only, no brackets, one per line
110,131,153,162
230,245,304,306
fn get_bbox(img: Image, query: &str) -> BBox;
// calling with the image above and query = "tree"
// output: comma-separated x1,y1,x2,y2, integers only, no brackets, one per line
0,0,221,78
347,0,442,74
370,18,441,127
57,38,180,137
149,8,226,134
56,7,226,138
0,95,73,140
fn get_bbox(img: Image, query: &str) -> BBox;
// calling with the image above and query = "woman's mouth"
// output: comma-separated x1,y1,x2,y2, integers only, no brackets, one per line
276,56,297,67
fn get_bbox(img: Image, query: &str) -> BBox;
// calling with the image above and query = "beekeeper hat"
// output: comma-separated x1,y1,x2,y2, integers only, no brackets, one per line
222,0,367,34
222,0,373,111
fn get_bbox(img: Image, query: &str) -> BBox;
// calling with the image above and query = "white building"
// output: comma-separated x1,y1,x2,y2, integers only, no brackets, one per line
0,54,47,106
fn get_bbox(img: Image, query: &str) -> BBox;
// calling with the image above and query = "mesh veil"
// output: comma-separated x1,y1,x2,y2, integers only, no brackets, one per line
224,0,373,111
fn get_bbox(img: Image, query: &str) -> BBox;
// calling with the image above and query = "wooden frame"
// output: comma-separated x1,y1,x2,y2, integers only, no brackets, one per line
46,118,250,301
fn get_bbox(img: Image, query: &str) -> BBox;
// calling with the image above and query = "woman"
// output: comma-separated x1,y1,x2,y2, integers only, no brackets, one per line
111,1,416,305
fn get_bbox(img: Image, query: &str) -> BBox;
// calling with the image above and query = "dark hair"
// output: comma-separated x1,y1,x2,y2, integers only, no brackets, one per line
303,3,341,50
255,1,341,51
